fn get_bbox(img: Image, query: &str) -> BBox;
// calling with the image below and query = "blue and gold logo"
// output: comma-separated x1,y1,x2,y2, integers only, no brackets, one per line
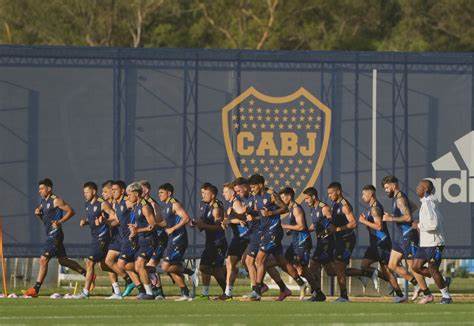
222,87,331,202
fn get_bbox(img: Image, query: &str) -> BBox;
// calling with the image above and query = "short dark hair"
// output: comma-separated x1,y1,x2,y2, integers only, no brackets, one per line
362,184,376,193
83,181,98,191
423,179,435,195
159,183,174,194
39,178,53,188
112,180,126,190
279,187,295,200
201,183,218,196
303,187,318,198
102,180,114,188
200,182,213,189
327,182,342,191
140,180,151,190
233,177,249,186
248,174,265,185
381,175,398,187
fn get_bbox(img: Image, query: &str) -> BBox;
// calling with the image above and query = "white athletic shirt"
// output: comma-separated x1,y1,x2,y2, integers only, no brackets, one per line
418,195,446,247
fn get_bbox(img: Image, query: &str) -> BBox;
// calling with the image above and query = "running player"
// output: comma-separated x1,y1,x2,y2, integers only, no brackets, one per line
25,178,86,297
412,179,452,304
381,175,429,301
193,183,227,299
327,182,357,302
218,182,248,300
140,180,168,300
113,181,143,298
158,183,193,301
102,180,124,299
345,185,407,302
280,187,319,301
251,174,307,301
304,187,332,302
74,181,118,299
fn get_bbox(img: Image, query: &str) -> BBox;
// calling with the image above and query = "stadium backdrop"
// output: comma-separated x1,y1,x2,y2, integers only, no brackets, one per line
0,46,472,259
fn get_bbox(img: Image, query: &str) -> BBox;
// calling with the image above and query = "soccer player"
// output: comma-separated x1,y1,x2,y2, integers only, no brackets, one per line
280,187,319,301
158,183,193,301
113,180,143,297
127,181,162,300
381,175,429,301
218,182,249,300
193,183,227,299
25,178,86,297
140,180,168,300
251,174,308,301
345,185,407,302
304,187,332,302
74,181,118,299
327,182,357,302
412,179,452,304
102,180,124,299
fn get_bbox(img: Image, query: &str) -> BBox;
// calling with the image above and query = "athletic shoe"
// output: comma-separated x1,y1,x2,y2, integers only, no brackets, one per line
105,293,123,300
313,291,326,302
136,293,154,300
393,295,408,303
440,297,453,304
194,294,210,301
261,284,269,294
299,283,308,300
371,269,380,292
276,288,292,301
216,294,233,301
417,294,434,304
358,276,369,289
154,295,165,301
333,296,349,303
23,287,38,298
122,283,136,297
175,295,192,302
411,285,422,301
249,291,261,301
71,292,88,299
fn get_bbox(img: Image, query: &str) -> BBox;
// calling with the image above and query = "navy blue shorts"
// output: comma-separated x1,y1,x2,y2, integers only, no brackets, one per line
415,246,444,266
334,234,356,264
312,237,334,264
227,237,249,259
119,240,138,263
364,240,391,265
135,236,156,261
42,235,67,259
392,232,419,259
151,235,168,262
108,234,122,252
285,244,311,266
89,237,109,262
259,231,283,256
246,232,261,258
163,240,187,264
201,242,228,267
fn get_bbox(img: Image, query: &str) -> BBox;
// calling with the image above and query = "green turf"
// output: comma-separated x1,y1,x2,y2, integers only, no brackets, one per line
0,299,472,325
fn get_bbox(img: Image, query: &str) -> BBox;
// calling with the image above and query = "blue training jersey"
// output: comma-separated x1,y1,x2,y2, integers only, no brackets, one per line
365,200,390,246
332,197,354,239
39,194,63,239
254,189,282,234
288,203,311,248
160,197,188,245
85,197,109,240
392,191,415,238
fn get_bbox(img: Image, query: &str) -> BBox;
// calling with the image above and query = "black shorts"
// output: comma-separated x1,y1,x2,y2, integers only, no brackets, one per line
201,242,228,267
334,233,356,264
311,237,334,265
363,240,391,265
285,244,311,266
163,240,187,264
259,231,283,256
151,235,168,262
227,237,250,259
108,233,122,252
119,240,138,263
135,236,157,261
246,232,261,258
42,234,67,259
89,237,110,262
415,246,444,266
392,231,419,259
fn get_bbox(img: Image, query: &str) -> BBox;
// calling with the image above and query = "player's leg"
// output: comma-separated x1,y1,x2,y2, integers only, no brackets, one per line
199,263,212,298
266,258,290,296
333,236,355,302
424,247,451,303
161,242,191,301
255,249,268,296
57,257,86,276
388,250,417,283
211,245,227,293
135,256,154,297
25,255,50,297
224,255,239,298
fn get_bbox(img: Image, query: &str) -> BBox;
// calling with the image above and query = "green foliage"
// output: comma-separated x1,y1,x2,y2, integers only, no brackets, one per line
0,0,472,51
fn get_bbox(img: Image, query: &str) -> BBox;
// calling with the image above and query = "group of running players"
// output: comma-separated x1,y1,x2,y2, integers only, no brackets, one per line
24,173,452,303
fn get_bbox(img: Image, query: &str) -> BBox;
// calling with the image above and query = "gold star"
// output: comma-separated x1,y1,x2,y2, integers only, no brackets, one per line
299,101,305,106
253,166,260,172
264,166,269,172
304,167,310,173
317,116,322,122
296,181,301,187
308,159,313,164
309,107,315,113
249,100,255,105
288,124,293,129
301,108,305,114
296,124,302,129
244,167,249,172
249,115,255,121
300,175,306,180
291,108,297,114
285,180,291,186
265,116,271,121
249,107,254,113
291,116,297,122
298,159,303,164
279,172,285,178
290,174,296,180
240,158,246,164
257,116,263,121
275,180,280,185
265,109,271,115
269,172,274,178
278,159,284,164
295,167,300,173
274,116,280,122
270,123,275,129
278,123,284,129
308,116,314,121
241,115,246,121
232,115,237,121
242,123,248,128
274,165,280,171
289,159,294,164
299,116,305,121
316,124,320,130
257,107,262,113
283,108,288,114
284,166,290,172
269,159,275,165
259,158,265,164
260,123,266,128
282,116,288,122
274,108,279,115
305,124,311,129
250,158,256,164
234,123,239,129
252,123,257,129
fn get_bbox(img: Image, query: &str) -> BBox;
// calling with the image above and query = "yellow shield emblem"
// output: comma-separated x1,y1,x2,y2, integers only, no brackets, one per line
222,87,331,203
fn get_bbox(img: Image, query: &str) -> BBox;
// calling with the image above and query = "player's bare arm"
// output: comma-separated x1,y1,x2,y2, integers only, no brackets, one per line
53,196,75,227
282,205,305,231
166,201,190,235
102,201,119,227
359,206,383,231
137,205,156,233
335,203,356,232
383,197,412,223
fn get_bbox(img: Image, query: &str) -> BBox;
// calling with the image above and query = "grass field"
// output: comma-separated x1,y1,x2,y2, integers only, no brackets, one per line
0,298,473,325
